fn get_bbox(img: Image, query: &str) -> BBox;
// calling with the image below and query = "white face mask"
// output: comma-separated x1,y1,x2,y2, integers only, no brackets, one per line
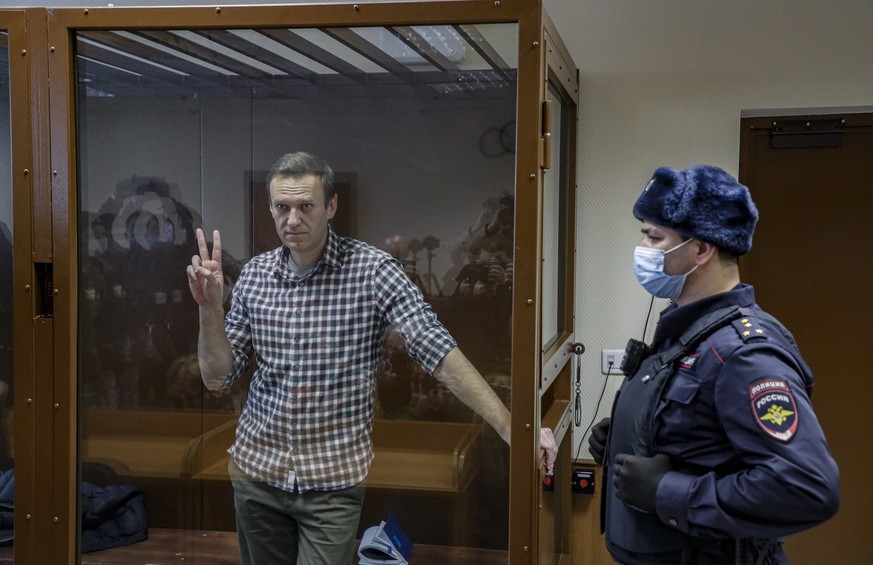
633,239,698,301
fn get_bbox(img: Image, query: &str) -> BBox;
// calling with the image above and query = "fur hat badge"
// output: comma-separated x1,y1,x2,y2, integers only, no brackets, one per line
633,165,759,256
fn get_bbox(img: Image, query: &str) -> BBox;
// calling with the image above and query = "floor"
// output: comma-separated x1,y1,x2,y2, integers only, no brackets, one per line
0,527,509,564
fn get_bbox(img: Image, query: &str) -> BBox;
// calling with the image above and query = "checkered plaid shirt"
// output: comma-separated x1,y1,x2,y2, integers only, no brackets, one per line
224,227,456,492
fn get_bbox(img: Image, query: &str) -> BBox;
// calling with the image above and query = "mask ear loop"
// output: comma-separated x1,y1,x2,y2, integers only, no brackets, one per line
665,238,699,292
665,237,693,255
674,238,701,280
683,263,700,278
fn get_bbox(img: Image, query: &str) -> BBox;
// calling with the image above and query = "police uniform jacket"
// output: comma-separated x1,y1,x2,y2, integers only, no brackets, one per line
604,284,840,564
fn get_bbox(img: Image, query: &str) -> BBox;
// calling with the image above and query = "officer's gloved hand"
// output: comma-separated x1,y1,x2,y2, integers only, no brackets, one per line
612,453,672,514
587,417,610,465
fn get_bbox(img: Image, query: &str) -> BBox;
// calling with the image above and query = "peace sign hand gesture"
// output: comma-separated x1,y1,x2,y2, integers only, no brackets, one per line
187,228,224,309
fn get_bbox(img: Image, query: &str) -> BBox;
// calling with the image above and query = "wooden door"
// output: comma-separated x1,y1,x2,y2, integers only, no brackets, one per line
739,111,873,563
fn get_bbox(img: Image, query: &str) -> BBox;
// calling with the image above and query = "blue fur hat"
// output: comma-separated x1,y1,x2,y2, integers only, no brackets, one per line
633,165,759,256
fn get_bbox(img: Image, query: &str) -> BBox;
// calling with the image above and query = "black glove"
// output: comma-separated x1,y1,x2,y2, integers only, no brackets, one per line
612,453,672,514
587,417,610,465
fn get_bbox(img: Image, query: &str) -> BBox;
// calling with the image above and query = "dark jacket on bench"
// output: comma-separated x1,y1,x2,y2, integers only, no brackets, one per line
0,468,148,553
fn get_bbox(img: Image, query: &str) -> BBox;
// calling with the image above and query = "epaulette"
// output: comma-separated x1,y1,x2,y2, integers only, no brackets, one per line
732,314,768,343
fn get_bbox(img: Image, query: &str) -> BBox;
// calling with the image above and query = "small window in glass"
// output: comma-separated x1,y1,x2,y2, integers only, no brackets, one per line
541,79,571,352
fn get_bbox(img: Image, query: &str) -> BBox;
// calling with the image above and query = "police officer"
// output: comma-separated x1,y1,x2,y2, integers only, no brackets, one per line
588,165,839,564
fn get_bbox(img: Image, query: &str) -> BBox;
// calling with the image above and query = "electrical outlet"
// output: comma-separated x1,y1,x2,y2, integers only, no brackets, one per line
601,349,624,374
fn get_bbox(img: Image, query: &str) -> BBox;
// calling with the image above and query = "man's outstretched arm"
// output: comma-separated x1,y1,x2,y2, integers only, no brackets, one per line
433,347,558,472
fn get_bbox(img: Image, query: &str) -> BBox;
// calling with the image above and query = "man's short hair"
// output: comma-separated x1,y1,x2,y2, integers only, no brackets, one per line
267,152,336,206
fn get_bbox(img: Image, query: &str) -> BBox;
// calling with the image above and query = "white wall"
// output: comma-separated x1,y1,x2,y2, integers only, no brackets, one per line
540,0,873,456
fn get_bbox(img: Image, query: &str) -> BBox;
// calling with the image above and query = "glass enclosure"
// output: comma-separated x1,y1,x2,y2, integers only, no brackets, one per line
0,29,14,562
75,23,518,562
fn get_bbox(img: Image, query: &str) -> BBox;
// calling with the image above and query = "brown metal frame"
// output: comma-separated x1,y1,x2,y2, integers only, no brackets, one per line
0,2,579,563
2,8,40,565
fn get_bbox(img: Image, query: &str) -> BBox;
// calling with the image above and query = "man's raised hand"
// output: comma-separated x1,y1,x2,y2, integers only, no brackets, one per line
187,228,224,308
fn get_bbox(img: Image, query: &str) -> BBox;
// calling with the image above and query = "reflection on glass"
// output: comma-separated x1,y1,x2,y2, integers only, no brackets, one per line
0,30,15,561
76,23,516,563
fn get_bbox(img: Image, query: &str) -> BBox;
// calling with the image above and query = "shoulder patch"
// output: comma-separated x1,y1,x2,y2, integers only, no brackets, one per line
733,316,767,342
749,378,798,442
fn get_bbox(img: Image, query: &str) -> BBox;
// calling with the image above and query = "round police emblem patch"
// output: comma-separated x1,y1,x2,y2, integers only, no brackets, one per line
749,378,798,442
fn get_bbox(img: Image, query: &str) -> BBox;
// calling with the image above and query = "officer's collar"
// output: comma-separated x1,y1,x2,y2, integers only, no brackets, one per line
654,283,755,343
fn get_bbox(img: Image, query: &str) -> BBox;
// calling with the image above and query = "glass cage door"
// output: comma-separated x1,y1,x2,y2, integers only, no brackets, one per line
72,16,520,564
537,21,579,563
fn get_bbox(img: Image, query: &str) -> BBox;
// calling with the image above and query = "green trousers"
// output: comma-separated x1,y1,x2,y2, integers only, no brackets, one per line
228,458,365,565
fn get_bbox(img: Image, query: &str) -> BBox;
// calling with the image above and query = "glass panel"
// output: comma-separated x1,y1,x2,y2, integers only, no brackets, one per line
0,29,15,563
75,22,517,563
541,81,569,352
